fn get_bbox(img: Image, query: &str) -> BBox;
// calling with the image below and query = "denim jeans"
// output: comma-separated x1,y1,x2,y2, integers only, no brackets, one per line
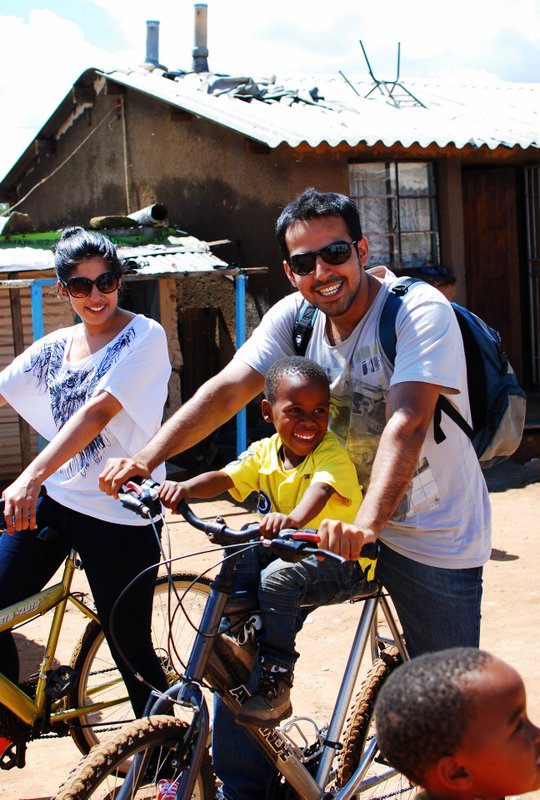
232,548,371,670
0,493,167,716
213,542,484,800
376,541,483,657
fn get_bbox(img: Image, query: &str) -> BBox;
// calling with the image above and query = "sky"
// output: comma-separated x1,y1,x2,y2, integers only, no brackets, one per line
1,0,540,181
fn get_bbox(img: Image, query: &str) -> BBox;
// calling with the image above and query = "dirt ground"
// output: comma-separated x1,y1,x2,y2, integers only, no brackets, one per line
2,481,540,800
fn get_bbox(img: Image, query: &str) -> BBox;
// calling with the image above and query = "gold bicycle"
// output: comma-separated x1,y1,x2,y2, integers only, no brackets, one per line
0,508,211,772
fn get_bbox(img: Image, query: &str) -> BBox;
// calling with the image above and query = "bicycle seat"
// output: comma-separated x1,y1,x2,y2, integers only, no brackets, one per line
37,526,68,543
224,591,258,615
349,579,381,601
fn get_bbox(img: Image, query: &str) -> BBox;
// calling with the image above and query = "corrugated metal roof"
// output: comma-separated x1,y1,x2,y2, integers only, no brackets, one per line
97,67,540,151
0,235,230,275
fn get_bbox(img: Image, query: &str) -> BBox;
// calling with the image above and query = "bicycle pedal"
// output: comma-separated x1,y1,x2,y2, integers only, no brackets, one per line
45,666,79,700
0,738,26,770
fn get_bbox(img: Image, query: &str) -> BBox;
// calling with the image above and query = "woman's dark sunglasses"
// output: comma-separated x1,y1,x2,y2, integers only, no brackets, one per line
288,240,358,276
62,271,119,298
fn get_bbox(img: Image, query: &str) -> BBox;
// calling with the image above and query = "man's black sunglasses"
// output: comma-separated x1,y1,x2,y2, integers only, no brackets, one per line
61,271,120,298
288,240,358,276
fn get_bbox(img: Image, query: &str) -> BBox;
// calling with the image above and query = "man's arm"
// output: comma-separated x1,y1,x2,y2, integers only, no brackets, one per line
317,380,441,560
99,359,265,496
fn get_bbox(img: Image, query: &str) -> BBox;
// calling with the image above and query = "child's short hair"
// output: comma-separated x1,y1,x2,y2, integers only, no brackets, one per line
375,647,493,785
264,356,329,404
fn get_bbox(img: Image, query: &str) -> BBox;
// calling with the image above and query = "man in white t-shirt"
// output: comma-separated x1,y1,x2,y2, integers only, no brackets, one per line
100,188,491,800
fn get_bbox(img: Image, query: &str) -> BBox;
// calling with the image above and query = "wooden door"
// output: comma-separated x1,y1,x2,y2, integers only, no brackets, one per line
462,167,524,379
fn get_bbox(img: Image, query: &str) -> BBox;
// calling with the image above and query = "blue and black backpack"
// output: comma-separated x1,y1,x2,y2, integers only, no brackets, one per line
293,277,527,470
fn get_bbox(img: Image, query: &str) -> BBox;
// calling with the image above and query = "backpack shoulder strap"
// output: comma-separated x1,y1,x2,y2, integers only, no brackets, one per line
293,300,319,356
379,277,474,445
437,395,474,441
379,276,421,365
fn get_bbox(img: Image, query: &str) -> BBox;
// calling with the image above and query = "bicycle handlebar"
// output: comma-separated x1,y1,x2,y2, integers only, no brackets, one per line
118,479,378,563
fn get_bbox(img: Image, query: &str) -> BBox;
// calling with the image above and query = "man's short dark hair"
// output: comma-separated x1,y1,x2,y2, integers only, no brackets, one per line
265,356,329,404
375,647,493,785
275,187,363,260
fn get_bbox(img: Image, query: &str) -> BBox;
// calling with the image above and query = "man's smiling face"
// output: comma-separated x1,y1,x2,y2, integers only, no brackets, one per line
283,215,369,323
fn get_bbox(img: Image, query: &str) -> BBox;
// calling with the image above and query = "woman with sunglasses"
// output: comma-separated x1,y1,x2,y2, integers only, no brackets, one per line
0,227,171,719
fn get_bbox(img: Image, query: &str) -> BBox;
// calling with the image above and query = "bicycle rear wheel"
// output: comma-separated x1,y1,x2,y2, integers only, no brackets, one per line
67,573,212,753
54,715,215,800
335,646,417,799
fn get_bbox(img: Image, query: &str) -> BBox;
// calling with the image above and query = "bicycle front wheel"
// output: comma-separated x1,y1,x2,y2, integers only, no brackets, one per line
335,646,416,800
67,573,212,753
54,715,215,800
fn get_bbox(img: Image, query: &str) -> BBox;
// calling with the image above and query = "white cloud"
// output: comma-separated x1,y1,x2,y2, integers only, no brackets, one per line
0,0,539,180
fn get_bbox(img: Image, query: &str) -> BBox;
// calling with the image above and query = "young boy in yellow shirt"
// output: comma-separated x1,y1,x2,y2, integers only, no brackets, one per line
160,355,371,727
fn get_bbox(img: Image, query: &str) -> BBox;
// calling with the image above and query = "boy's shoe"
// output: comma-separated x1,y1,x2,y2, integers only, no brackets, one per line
236,664,293,728
214,632,258,681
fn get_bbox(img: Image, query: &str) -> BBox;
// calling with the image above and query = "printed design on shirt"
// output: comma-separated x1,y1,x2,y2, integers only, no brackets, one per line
356,342,385,378
329,363,387,490
228,448,255,466
392,457,440,520
25,325,136,477
257,490,272,515
24,337,68,393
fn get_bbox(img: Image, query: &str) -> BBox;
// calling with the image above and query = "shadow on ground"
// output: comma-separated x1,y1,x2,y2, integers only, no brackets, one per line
483,458,540,492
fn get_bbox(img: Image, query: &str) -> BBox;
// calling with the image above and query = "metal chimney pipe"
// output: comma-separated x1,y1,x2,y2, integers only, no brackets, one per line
145,20,160,66
192,4,209,73
128,204,169,226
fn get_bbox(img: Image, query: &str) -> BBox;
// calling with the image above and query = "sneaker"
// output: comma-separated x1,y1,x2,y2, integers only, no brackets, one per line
214,632,258,682
236,664,293,728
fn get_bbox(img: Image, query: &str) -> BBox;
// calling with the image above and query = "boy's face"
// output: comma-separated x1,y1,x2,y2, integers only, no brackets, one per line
262,374,329,466
456,659,540,798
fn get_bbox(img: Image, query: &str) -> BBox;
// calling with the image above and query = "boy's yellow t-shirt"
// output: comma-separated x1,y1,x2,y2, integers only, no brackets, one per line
223,430,362,528
223,431,376,580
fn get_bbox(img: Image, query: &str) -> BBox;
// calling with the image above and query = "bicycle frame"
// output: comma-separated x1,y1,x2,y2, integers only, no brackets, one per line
0,549,113,730
136,541,409,800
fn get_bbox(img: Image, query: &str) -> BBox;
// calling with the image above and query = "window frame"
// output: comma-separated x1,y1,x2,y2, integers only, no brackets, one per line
349,160,440,272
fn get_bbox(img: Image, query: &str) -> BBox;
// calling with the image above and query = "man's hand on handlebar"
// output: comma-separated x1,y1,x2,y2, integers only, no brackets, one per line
317,518,378,561
98,457,151,498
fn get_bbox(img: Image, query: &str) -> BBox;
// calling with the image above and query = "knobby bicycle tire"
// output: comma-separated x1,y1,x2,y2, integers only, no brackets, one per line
335,646,416,799
67,573,212,753
54,714,215,800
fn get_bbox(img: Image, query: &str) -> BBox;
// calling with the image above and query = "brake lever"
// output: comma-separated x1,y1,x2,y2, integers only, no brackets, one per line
119,480,162,519
265,537,345,564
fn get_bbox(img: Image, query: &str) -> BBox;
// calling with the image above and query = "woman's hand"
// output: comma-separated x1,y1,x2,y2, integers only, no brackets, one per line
158,480,191,512
2,475,42,534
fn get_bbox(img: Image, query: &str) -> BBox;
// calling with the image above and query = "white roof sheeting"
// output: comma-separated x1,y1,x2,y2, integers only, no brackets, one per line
98,68,540,151
0,236,230,275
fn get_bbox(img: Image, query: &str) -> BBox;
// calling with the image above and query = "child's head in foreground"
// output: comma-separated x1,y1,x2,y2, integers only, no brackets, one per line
375,647,540,800
262,356,330,464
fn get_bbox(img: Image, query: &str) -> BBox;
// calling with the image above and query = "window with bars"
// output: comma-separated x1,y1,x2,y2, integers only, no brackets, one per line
349,161,440,272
